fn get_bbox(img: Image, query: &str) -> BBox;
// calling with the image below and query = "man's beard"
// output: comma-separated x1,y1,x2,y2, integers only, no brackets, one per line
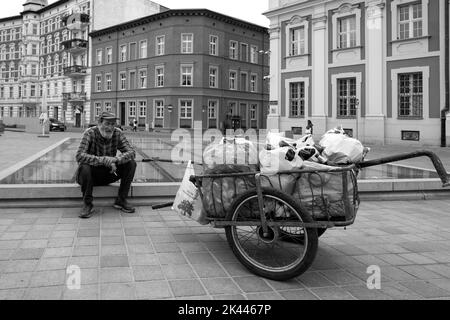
99,128,114,139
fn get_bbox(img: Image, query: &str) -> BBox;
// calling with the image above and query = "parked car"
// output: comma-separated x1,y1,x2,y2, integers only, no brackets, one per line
49,118,66,132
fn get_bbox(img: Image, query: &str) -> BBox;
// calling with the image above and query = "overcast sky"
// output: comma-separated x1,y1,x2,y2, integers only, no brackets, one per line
0,0,270,27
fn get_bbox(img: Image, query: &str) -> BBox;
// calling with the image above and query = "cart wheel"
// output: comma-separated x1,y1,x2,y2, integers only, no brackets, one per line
225,188,318,281
279,227,327,244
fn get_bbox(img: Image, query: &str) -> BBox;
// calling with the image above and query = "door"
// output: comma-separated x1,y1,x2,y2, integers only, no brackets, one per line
120,102,126,126
75,113,81,127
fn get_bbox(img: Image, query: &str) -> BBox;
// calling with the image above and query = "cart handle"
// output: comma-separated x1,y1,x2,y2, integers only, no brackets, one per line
357,150,450,188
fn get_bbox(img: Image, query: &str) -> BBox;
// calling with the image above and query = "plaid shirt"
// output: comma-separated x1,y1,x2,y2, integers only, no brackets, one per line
75,126,136,166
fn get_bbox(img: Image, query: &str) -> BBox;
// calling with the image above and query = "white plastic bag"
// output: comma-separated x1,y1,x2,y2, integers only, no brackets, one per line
203,137,258,169
319,133,364,164
172,161,208,225
266,131,297,148
259,147,304,174
295,134,315,149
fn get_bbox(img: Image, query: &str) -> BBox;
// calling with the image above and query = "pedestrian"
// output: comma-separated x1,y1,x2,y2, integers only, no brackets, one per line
133,119,138,132
75,111,137,219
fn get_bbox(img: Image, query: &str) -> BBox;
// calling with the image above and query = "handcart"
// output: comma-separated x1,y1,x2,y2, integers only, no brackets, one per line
153,150,450,281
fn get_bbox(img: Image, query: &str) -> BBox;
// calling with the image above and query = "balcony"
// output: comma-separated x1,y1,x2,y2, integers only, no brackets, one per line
62,13,90,31
61,39,88,54
63,92,87,103
63,65,87,77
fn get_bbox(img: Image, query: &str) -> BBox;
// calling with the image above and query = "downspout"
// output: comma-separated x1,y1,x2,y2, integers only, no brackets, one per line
441,0,449,147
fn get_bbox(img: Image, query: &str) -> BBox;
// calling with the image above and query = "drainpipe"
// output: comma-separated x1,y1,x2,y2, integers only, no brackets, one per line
441,0,449,147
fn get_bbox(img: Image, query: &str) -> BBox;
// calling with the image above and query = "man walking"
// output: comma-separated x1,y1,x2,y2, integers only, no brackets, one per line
75,112,137,219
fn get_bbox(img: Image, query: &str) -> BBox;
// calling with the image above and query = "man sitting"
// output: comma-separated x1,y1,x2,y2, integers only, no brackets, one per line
75,112,137,219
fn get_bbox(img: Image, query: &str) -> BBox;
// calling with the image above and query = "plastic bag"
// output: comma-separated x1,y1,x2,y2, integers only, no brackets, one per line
203,137,258,170
319,132,365,164
295,134,315,149
259,147,304,174
172,161,208,225
266,131,298,149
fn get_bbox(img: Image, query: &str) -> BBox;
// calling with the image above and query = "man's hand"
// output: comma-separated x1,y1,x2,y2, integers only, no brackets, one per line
103,156,118,168
110,163,118,174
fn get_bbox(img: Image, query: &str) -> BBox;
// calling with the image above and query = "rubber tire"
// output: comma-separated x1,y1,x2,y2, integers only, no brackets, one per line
225,188,318,281
279,227,327,244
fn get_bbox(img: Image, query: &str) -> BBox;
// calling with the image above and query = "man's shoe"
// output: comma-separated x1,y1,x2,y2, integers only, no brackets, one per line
79,204,95,219
113,199,135,213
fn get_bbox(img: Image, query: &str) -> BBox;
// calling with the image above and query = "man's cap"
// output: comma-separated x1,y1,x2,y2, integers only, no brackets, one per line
99,111,118,121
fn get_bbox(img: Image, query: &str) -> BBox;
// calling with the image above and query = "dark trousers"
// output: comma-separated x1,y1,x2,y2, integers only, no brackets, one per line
77,160,137,205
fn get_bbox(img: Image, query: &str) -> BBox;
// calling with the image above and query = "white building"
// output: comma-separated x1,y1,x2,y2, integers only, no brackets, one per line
264,0,450,146
0,0,167,127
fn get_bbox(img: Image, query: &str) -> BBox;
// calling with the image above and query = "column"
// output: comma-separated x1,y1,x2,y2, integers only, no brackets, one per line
267,26,281,131
364,0,386,144
311,8,328,137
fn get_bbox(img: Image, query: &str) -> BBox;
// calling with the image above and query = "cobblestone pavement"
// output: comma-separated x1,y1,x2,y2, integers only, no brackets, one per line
0,200,450,300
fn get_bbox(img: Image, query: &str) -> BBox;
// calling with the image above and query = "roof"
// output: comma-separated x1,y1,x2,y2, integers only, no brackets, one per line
0,15,22,23
90,9,269,37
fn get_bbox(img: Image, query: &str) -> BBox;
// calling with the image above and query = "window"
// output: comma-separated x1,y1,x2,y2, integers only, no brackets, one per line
9,86,13,99
398,3,423,39
181,65,193,86
129,43,137,60
229,71,237,90
250,74,257,92
32,44,37,55
155,66,164,87
209,35,218,55
180,100,193,119
337,16,356,49
155,100,164,118
139,69,147,89
129,71,136,90
95,102,102,117
129,101,137,117
96,49,102,65
120,45,127,62
229,41,238,59
106,74,112,91
120,72,127,90
208,100,217,119
209,66,218,88
398,73,423,117
156,36,165,55
240,72,248,91
337,78,357,117
139,40,147,59
30,84,36,97
290,82,305,117
139,101,147,117
96,75,102,92
250,104,257,120
240,43,248,61
32,24,38,35
290,26,306,55
250,46,258,63
181,34,193,53
105,102,112,112
106,47,112,64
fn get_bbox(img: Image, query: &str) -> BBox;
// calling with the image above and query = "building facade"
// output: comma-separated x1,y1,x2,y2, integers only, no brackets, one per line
0,0,167,127
89,9,270,131
264,0,449,146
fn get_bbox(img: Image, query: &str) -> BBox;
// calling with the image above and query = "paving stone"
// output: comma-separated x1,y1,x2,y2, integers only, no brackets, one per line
264,279,304,291
7,225,33,232
378,282,424,300
342,285,393,300
279,289,319,300
310,287,356,300
79,268,98,285
54,224,78,231
100,283,136,300
1,260,38,273
399,280,450,299
77,229,100,237
399,253,438,265
135,281,172,300
63,284,99,300
101,236,125,245
0,289,25,300
101,245,127,256
24,231,52,240
133,265,165,281
246,292,284,300
178,242,207,253
124,228,147,236
234,276,273,293
1,232,27,240
320,270,364,286
186,252,217,265
158,252,188,265
221,263,253,277
101,229,123,236
191,263,228,278
201,278,241,295
213,294,246,300
73,246,99,257
377,254,417,266
399,265,443,280
30,270,66,287
99,267,133,283
297,272,336,288
47,238,74,248
128,253,160,266
24,286,64,300
0,272,33,289
68,256,99,269
20,240,49,249
127,243,155,254
162,264,197,280
100,255,129,268
43,247,72,258
423,264,450,278
169,279,206,297
37,257,68,271
0,240,21,250
212,251,239,264
76,237,100,246
11,248,44,260
153,243,181,253
124,236,149,244
173,234,198,242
